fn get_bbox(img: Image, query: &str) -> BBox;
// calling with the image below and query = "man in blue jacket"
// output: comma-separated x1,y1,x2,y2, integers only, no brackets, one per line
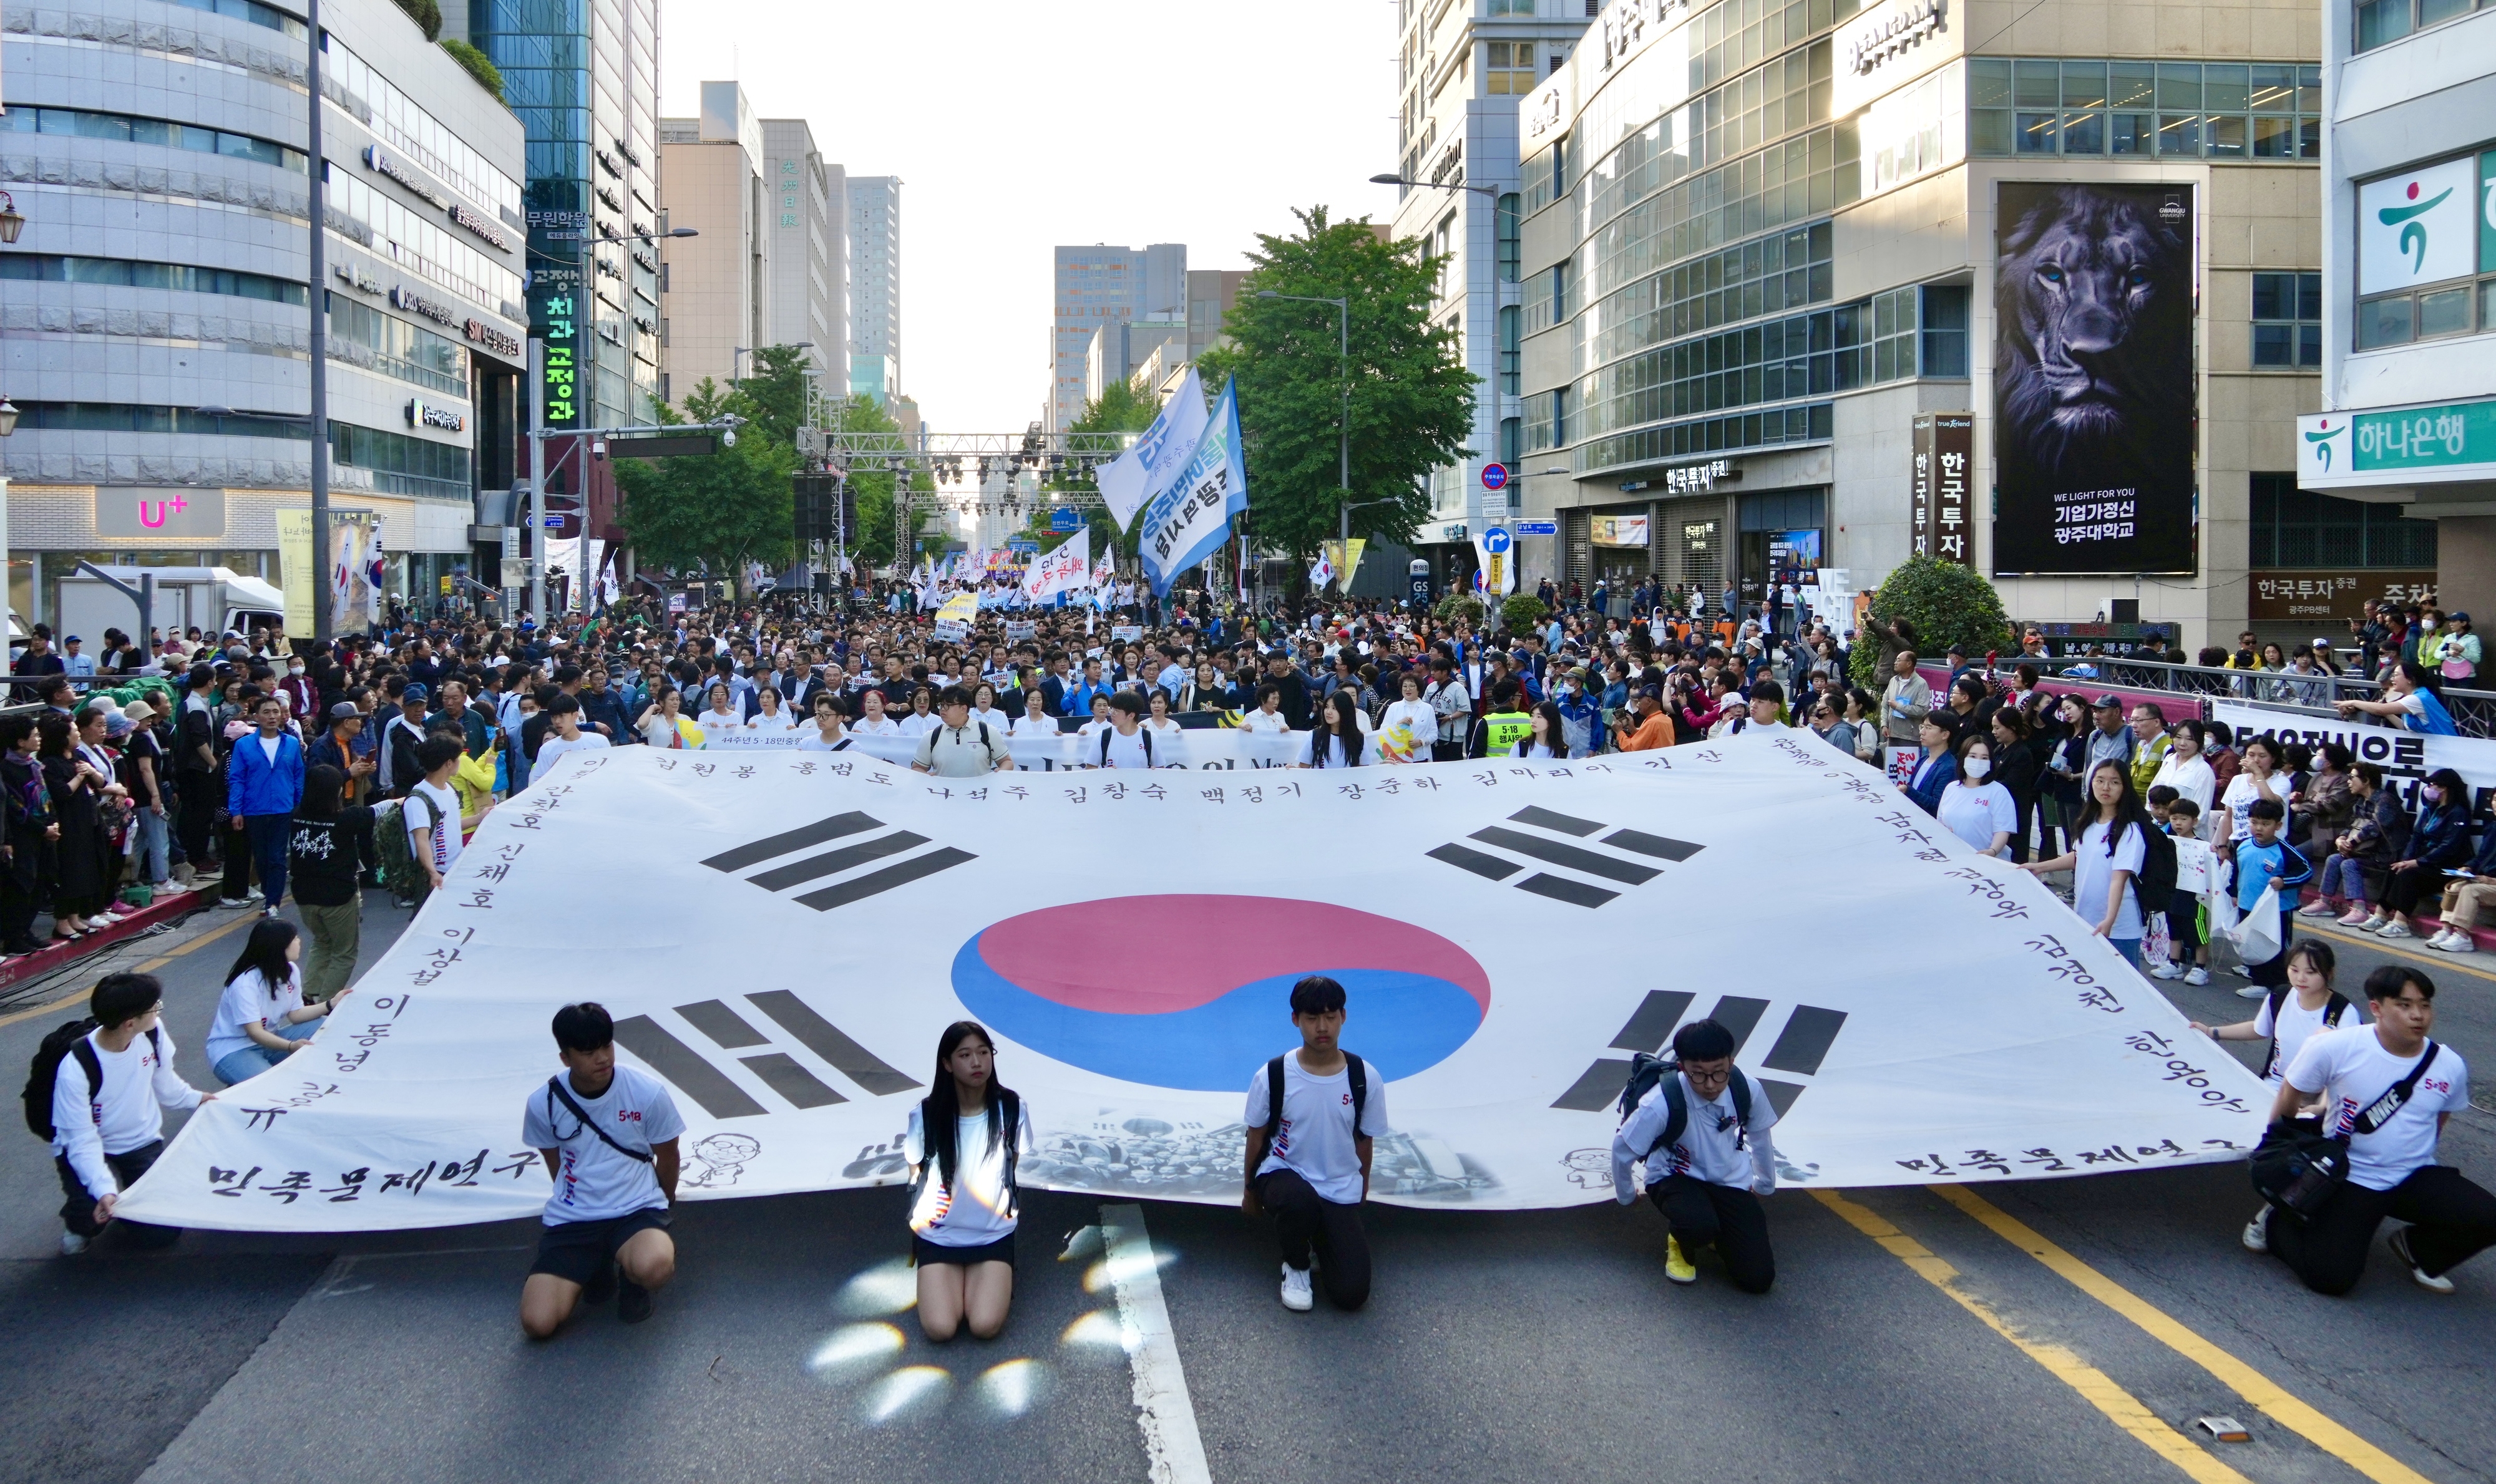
227,694,305,916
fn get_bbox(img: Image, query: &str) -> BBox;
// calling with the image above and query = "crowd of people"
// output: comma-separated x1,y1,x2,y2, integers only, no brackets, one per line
19,578,2491,1312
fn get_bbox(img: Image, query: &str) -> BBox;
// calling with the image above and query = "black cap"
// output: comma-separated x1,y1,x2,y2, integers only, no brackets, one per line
2092,693,2123,709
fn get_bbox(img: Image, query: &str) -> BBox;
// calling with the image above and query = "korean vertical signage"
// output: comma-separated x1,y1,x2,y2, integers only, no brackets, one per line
527,207,589,430
1911,412,1972,565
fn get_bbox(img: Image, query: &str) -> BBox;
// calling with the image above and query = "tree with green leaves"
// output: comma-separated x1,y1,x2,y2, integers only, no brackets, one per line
1195,206,1475,591
819,393,940,573
613,377,796,596
1846,555,2017,691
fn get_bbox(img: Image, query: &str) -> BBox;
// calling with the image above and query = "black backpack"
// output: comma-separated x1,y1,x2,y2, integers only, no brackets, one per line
1616,1051,1753,1158
2130,822,2178,914
1265,1053,1367,1137
1098,727,1153,767
24,1019,160,1141
2259,986,2352,1082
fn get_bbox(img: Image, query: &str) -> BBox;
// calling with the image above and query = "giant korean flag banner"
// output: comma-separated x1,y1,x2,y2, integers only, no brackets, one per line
1095,367,1211,532
1139,377,1246,599
117,735,2265,1233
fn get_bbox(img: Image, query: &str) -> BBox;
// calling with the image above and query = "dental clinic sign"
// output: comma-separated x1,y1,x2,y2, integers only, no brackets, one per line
2298,396,2496,490
2356,157,2475,296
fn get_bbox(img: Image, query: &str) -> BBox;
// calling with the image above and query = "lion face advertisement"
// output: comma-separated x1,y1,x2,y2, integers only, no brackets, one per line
1992,183,2196,576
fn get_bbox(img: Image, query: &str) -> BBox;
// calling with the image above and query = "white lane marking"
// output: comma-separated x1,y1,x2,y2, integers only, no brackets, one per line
1100,1203,1212,1484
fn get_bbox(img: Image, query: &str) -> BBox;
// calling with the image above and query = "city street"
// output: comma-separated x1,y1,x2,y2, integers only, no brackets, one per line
5,900,2489,1484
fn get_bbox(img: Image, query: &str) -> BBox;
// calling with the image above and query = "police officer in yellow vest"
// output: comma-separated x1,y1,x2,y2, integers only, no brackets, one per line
1478,681,1534,759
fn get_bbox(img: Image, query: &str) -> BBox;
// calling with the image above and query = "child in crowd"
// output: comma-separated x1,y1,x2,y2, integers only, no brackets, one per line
2231,797,2312,1000
2150,793,2212,986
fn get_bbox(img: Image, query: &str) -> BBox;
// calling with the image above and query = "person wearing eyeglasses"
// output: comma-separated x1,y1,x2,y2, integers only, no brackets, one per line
1610,1019,1780,1292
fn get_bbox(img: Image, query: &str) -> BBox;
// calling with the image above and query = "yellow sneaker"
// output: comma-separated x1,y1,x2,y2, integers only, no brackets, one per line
1664,1234,1698,1284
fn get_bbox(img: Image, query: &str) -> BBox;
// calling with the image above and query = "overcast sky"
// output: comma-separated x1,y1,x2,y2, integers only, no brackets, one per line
658,1,1400,436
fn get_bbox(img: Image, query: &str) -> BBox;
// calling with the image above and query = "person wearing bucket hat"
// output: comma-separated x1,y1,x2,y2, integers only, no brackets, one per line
2437,612,2478,685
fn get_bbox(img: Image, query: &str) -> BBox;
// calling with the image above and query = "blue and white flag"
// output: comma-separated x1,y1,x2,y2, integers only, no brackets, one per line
1140,377,1246,598
1096,368,1211,532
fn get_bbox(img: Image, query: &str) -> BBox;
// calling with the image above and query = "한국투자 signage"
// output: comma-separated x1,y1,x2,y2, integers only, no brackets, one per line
2297,396,2496,490
406,398,466,434
1664,459,1732,494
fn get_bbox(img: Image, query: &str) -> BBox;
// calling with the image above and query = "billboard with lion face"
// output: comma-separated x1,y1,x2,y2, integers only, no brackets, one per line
1992,183,2196,576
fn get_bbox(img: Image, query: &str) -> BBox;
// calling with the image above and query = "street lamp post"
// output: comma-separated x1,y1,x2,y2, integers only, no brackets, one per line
1367,172,1502,198
306,0,330,644
1256,290,1352,535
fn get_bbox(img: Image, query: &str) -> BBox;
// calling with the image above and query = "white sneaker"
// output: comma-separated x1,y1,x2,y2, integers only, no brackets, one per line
2184,968,2212,986
2236,983,2269,999
2358,914,2390,933
59,1231,88,1256
2378,921,2415,940
2150,961,2184,979
2389,1227,2454,1294
1279,1264,1314,1312
2241,1208,2270,1254
2440,933,2479,954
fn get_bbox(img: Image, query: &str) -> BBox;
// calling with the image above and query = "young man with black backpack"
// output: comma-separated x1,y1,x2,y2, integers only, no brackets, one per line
1610,1019,1780,1293
31,971,212,1254
2258,967,2492,1294
1242,974,1387,1312
519,1002,684,1336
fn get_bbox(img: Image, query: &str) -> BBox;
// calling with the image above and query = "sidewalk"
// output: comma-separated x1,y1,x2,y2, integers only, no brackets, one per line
0,881,227,999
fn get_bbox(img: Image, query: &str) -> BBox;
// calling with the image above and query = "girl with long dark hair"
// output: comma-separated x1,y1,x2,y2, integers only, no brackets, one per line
203,917,344,1085
2020,759,2157,966
1309,691,1365,768
1520,701,1569,760
905,1021,1032,1341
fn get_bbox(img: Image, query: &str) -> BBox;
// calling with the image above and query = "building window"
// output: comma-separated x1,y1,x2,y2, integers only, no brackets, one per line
1969,59,2320,161
2356,0,2492,51
2249,475,2439,566
1485,41,1538,94
0,253,306,305
1523,141,1562,213
0,105,306,173
2251,273,2322,367
1486,0,1537,15
1524,390,1558,452
2352,155,2495,350
1498,304,1522,394
328,294,470,397
1501,416,1523,465
1496,193,1521,283
1920,285,1970,376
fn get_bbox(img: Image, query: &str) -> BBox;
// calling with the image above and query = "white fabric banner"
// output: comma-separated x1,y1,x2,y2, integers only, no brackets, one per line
118,734,2264,1233
694,725,1335,770
2213,700,2494,810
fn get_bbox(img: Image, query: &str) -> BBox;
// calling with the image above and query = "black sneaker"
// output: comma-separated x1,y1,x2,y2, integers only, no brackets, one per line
580,1262,617,1306
617,1278,653,1324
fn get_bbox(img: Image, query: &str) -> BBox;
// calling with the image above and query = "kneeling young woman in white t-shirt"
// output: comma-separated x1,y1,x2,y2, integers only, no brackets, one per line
905,1021,1035,1342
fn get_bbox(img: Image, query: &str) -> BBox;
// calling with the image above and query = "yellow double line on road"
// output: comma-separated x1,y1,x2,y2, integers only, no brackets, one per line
1816,1186,2435,1484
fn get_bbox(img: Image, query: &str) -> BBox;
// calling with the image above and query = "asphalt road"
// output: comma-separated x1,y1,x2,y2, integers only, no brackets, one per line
1,899,2489,1484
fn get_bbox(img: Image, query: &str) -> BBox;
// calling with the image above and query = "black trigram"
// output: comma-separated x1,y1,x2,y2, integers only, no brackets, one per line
611,989,922,1120
1426,805,1702,907
1548,991,1848,1118
703,810,975,911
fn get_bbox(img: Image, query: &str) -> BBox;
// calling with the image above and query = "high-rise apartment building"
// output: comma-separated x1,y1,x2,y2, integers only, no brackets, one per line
849,175,902,405
1390,0,1594,580
1509,0,2345,652
1,0,529,618
1051,244,1186,429
1186,268,1250,361
764,119,846,392
2296,0,2492,621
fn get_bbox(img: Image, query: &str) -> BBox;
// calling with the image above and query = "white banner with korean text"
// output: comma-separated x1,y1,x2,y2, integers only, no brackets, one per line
2213,700,2496,813
117,734,2264,1231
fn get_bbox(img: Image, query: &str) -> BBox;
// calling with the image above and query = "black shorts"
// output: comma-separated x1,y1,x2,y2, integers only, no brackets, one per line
529,1208,670,1285
913,1231,1015,1268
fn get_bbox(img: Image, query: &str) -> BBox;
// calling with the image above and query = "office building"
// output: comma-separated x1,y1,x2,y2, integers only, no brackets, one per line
2295,0,2492,622
1187,268,1250,361
1509,0,2347,652
657,84,768,398
1085,318,1187,407
1390,0,1594,583
764,119,846,391
1051,243,1185,429
1,0,528,620
470,0,660,556
850,175,902,401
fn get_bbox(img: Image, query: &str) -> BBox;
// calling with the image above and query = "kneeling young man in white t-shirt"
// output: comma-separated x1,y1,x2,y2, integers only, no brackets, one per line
1610,1017,1781,1293
1242,974,1388,1312
519,1002,684,1336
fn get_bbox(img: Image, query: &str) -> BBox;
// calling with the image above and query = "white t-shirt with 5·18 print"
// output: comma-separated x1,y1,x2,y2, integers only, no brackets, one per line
1244,1054,1390,1205
520,1065,685,1224
2284,1028,2469,1192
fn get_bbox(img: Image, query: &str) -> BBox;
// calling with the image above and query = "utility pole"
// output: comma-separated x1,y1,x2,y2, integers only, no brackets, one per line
305,0,331,643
